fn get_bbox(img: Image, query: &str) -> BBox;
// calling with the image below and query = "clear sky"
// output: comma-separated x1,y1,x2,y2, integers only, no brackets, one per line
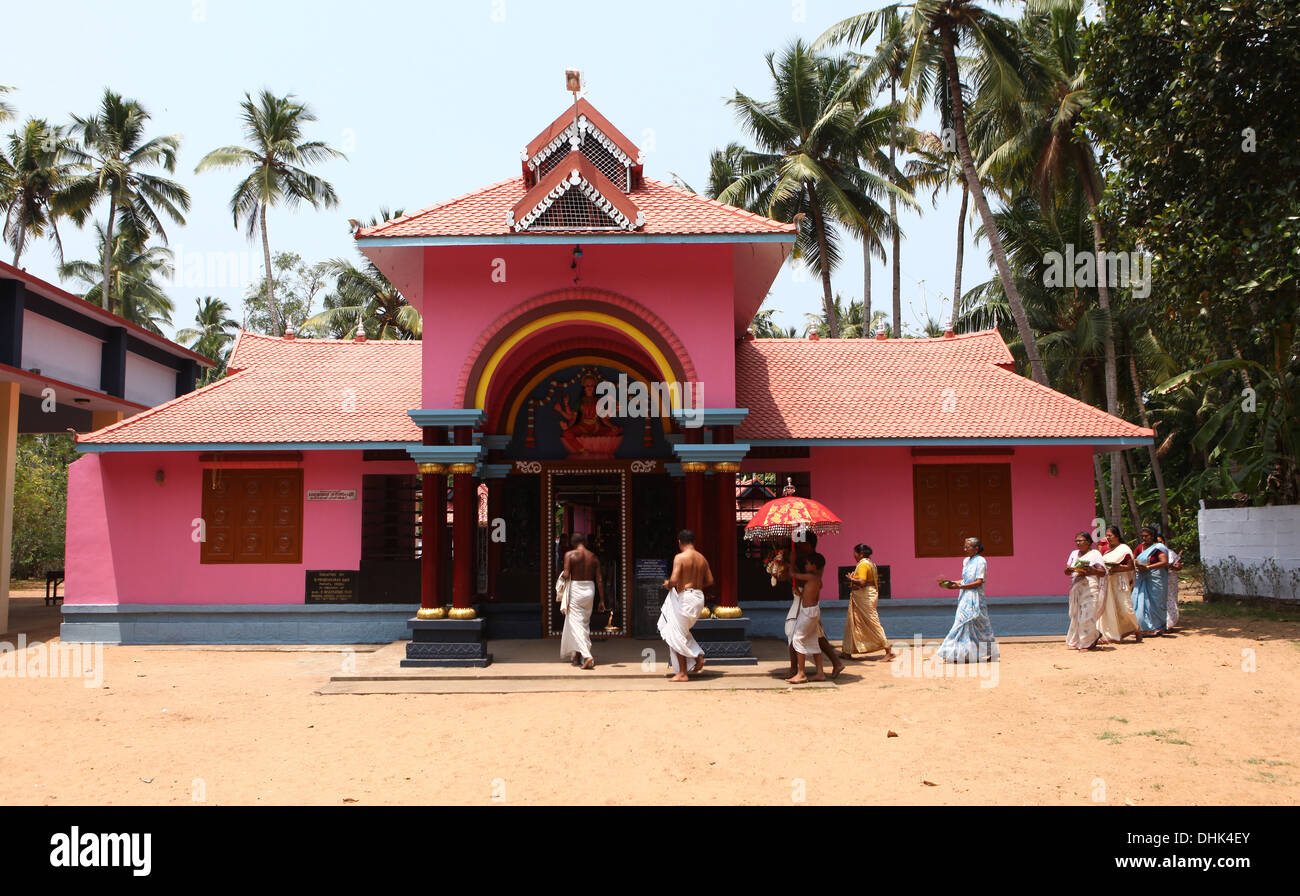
4,0,993,341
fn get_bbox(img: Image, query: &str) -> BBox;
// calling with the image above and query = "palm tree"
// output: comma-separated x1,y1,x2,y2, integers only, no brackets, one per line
59,223,174,333
0,86,14,123
196,91,346,336
303,209,421,340
820,1,1051,385
908,130,969,329
717,41,913,338
176,296,238,378
750,306,800,338
974,0,1126,520
1,119,81,265
66,90,189,317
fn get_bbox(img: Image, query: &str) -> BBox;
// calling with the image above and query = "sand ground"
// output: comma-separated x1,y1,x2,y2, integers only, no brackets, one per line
2,578,1298,806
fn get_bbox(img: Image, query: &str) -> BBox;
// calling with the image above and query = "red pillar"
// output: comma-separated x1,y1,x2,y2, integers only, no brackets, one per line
450,425,477,617
417,426,448,619
714,466,739,613
683,427,705,542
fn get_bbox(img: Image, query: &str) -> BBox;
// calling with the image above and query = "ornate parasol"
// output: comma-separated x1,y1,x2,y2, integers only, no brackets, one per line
743,477,842,541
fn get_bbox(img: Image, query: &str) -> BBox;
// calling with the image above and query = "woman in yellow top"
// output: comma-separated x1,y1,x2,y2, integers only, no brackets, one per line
840,544,895,660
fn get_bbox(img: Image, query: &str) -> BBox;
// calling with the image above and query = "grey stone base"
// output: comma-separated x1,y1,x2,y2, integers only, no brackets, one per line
59,604,416,644
742,596,1071,641
692,616,758,666
402,616,492,668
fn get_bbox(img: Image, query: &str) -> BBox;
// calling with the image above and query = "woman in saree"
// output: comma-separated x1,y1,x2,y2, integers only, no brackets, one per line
1097,526,1143,643
839,544,895,660
937,537,999,663
1132,525,1170,636
1064,531,1107,650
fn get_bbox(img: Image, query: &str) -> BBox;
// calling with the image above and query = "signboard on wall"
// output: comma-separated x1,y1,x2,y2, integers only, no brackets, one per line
633,558,670,639
306,570,359,604
307,489,357,501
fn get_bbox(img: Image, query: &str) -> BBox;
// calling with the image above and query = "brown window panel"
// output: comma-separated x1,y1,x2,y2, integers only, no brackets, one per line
913,463,1014,558
201,469,304,564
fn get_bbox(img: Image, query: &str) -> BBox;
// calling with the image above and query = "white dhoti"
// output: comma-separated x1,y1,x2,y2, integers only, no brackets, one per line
791,604,822,656
560,580,596,661
1166,563,1181,629
1066,575,1103,649
658,588,704,672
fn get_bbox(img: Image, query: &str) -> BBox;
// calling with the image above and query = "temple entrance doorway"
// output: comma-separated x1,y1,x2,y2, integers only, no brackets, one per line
547,471,625,638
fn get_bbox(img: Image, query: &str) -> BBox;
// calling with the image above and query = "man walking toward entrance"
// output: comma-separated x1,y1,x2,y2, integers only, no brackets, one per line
560,533,606,669
659,529,713,682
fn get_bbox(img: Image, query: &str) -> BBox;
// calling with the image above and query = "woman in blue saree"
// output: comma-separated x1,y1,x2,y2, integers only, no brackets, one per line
937,537,999,662
1132,525,1170,635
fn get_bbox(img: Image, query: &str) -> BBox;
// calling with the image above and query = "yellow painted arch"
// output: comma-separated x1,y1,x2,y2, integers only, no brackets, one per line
473,311,680,411
501,356,674,437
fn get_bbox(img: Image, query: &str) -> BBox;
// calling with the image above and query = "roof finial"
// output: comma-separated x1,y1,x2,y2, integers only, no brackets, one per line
354,323,367,343
284,325,295,341
875,318,888,340
782,476,796,497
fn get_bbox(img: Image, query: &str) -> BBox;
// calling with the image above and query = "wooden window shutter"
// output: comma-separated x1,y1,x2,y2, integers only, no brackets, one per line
202,469,303,564
913,463,1014,557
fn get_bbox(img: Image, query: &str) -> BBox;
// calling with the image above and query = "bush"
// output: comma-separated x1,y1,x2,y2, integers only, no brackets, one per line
11,434,77,579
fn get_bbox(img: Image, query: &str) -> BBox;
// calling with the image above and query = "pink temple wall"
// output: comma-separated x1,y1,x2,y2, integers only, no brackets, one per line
742,445,1098,599
64,451,413,606
415,243,737,410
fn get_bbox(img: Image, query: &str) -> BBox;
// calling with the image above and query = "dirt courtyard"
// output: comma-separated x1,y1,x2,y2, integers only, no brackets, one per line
2,585,1298,806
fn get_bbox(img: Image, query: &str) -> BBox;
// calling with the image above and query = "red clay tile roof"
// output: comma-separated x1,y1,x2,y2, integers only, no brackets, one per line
78,329,1150,447
78,332,422,446
735,331,1155,442
357,177,795,239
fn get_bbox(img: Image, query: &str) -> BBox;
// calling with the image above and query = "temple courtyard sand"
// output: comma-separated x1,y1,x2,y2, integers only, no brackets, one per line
2,581,1298,806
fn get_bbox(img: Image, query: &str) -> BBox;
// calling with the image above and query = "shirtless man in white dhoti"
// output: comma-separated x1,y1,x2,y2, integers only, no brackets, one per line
788,552,828,683
658,529,713,683
560,533,606,670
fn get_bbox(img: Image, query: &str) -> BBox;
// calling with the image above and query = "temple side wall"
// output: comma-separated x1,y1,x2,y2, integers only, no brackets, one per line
64,451,412,608
742,444,1098,599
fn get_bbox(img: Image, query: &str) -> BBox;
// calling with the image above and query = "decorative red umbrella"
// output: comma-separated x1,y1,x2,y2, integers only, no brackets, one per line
743,477,842,541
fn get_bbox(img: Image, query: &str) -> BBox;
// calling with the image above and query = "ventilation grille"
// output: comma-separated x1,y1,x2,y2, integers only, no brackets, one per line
538,130,630,190
531,188,620,230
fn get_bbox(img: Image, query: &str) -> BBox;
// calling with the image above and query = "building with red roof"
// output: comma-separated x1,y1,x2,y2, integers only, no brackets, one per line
63,97,1152,655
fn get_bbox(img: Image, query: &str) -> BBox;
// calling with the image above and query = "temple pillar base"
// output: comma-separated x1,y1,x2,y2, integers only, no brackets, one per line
401,617,492,668
691,617,757,665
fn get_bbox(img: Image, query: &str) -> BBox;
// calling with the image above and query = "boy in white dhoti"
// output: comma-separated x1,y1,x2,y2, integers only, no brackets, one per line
559,533,606,670
788,552,828,683
658,529,713,683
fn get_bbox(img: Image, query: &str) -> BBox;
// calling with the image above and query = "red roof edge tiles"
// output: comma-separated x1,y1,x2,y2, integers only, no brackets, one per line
521,98,641,183
734,331,1155,442
509,151,642,232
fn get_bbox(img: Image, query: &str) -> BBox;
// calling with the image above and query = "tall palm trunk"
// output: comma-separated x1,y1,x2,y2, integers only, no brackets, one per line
259,202,280,335
889,78,901,338
1078,159,1123,527
938,25,1049,386
863,237,872,335
102,195,116,314
1118,450,1142,534
807,188,840,338
1128,350,1170,534
953,180,967,329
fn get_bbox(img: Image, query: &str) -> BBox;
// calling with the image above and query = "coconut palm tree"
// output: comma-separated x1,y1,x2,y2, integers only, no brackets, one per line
303,210,420,340
196,91,346,336
974,0,1127,520
1,119,81,265
66,90,189,317
59,223,174,333
820,1,1050,385
176,296,238,379
717,41,913,338
907,130,969,329
750,306,800,338
0,86,15,123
